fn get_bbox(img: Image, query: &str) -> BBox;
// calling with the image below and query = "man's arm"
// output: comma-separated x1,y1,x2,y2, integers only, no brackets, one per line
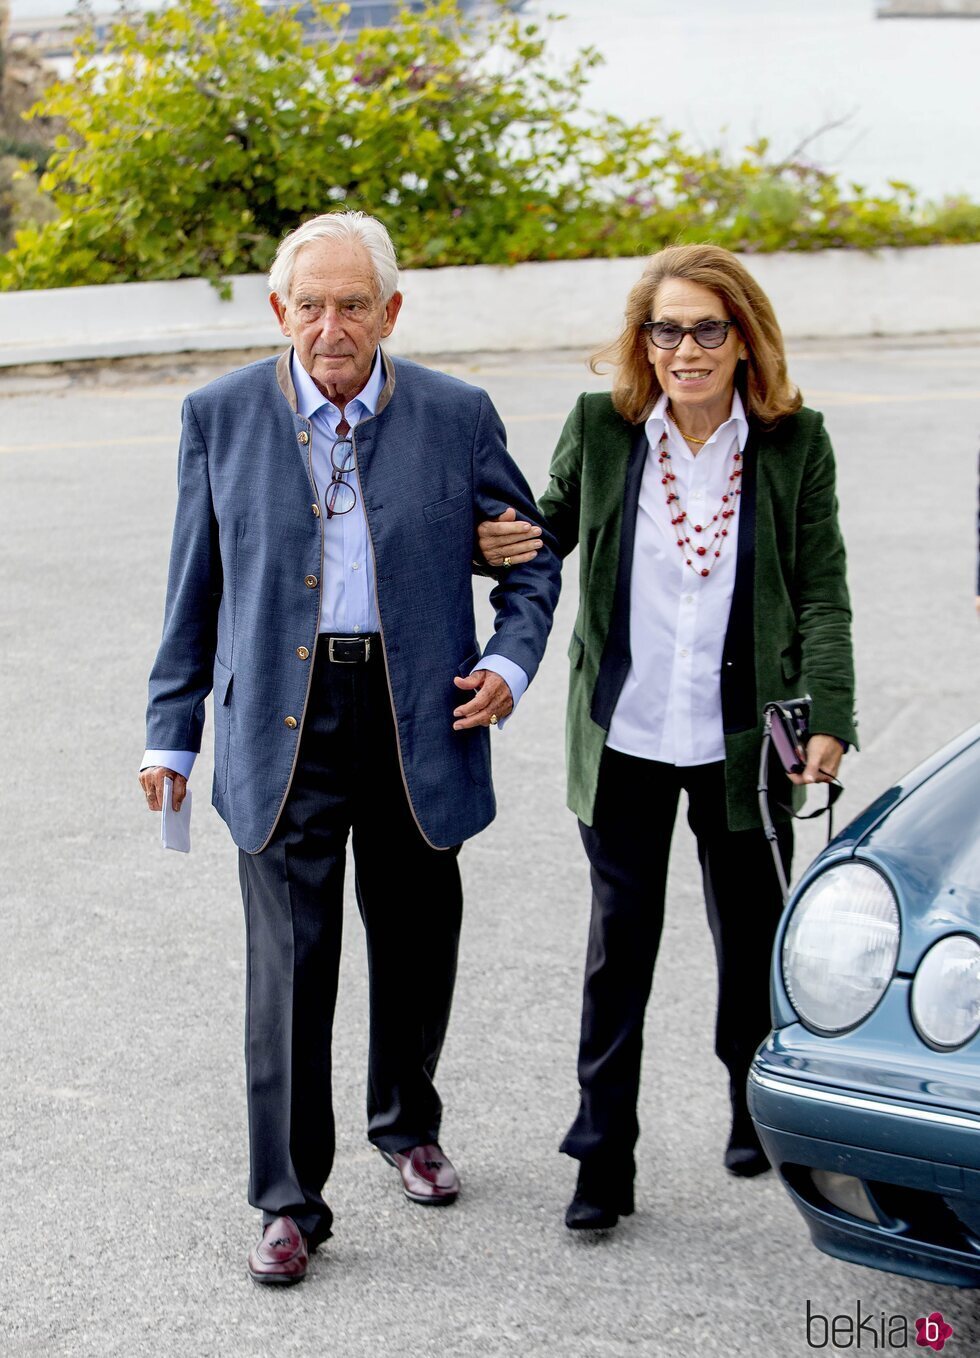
462,390,562,691
142,397,222,800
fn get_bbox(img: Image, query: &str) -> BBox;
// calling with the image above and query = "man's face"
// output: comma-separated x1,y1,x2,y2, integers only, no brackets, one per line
270,238,402,406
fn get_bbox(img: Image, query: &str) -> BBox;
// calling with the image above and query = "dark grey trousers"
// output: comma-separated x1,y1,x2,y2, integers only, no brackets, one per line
238,643,462,1241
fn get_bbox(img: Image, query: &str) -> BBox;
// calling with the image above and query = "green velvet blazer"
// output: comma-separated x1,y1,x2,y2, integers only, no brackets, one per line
538,392,858,833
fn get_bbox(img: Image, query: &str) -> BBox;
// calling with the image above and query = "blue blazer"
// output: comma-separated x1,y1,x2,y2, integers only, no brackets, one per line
146,350,561,853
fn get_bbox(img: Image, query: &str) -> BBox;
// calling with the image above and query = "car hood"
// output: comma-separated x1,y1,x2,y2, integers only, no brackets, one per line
848,724,980,971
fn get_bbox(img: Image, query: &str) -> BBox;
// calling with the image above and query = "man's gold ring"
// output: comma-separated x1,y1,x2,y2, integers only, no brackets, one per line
489,713,498,725
502,557,512,568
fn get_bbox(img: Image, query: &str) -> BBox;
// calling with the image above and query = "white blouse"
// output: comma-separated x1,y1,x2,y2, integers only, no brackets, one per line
605,389,748,766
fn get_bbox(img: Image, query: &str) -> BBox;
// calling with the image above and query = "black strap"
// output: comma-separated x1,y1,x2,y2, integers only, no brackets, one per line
779,779,843,833
757,714,844,903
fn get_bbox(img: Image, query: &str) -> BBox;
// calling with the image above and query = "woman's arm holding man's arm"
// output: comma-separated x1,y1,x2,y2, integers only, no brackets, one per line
476,396,586,566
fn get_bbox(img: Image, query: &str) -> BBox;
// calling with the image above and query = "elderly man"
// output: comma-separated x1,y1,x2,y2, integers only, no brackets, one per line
140,211,559,1284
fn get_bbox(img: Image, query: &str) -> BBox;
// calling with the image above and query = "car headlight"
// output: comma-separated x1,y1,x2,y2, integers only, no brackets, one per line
782,863,900,1034
911,935,980,1050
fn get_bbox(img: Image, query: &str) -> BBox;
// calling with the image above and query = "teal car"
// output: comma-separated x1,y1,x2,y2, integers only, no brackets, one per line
749,722,980,1287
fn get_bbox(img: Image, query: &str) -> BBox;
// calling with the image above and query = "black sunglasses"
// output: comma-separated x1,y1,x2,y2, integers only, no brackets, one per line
641,319,736,350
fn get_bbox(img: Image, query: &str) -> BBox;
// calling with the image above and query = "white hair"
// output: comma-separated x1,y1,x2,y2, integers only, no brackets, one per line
268,211,399,302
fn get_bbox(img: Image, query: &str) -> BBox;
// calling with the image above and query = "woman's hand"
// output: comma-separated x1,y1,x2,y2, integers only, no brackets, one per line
476,507,543,567
787,733,844,787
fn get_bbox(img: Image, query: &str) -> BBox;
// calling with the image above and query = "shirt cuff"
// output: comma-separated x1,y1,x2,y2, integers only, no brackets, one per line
141,749,197,779
475,654,529,729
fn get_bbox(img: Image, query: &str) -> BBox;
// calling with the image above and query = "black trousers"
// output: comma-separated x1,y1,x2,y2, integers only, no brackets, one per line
237,642,462,1241
560,746,791,1166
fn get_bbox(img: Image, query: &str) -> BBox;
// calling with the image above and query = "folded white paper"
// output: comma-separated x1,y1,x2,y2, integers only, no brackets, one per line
161,776,192,853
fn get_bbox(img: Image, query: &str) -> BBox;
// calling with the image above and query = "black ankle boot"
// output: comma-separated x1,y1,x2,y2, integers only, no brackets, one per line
565,1157,636,1231
724,1108,770,1178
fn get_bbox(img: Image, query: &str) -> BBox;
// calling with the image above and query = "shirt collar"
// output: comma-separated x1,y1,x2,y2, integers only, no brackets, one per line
290,347,385,422
646,388,749,452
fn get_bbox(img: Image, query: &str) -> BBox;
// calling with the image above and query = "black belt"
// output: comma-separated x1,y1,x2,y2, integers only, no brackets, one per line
321,634,379,664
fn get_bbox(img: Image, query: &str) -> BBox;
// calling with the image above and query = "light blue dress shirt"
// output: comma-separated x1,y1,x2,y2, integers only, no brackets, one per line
143,349,527,779
296,345,383,634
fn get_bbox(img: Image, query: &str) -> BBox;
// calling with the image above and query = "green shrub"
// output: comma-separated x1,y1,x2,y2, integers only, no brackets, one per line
1,20,59,253
2,0,978,291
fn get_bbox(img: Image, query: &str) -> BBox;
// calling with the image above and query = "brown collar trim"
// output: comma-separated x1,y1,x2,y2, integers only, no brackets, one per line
276,348,297,411
376,349,396,415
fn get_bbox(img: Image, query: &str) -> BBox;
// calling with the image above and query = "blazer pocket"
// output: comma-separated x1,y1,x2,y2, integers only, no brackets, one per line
780,641,802,686
424,488,469,523
212,657,233,796
213,656,234,704
567,631,585,670
457,650,482,677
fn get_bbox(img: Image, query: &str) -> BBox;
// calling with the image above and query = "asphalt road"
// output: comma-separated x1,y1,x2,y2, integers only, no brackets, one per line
1,336,978,1358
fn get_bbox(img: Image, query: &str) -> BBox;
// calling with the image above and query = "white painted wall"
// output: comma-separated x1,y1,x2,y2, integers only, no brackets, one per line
1,244,978,368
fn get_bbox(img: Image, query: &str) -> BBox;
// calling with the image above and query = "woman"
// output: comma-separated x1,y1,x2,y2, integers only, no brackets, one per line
478,244,856,1231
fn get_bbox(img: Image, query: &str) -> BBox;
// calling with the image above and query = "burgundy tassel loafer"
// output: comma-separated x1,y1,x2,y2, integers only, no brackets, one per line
247,1216,310,1285
380,1143,460,1205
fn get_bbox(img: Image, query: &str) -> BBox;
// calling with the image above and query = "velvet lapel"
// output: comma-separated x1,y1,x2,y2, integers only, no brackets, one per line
720,427,758,734
590,422,650,729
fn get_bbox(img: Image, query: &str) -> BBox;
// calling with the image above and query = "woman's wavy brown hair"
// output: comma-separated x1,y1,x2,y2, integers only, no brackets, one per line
592,244,802,427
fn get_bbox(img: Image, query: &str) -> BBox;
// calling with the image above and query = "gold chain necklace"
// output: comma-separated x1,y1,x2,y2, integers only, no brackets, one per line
667,405,708,445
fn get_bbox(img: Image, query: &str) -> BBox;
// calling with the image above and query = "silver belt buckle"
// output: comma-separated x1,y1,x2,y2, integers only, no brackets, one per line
328,635,370,664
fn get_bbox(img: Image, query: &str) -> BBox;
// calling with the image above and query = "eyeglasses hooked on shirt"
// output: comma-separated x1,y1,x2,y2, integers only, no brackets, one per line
326,433,357,518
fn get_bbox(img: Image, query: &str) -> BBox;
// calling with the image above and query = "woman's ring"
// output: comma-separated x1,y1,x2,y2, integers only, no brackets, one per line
502,556,512,568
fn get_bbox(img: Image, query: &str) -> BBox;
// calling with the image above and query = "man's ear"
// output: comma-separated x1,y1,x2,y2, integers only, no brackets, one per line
381,291,404,339
270,292,291,338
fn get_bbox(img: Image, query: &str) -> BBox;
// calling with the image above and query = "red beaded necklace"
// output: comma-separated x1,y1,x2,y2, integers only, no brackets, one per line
658,430,742,578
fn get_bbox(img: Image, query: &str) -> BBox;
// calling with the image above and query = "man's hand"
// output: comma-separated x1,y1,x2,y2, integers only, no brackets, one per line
787,733,844,787
476,507,542,567
139,766,188,811
452,671,514,730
